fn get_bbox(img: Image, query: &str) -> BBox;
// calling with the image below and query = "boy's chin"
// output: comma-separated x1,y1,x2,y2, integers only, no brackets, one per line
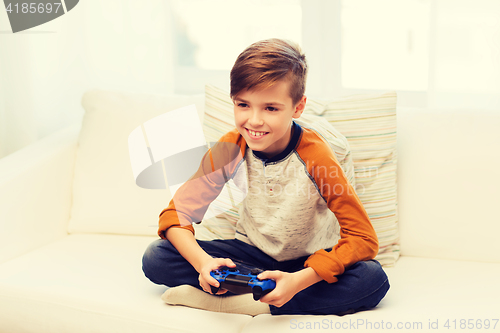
247,143,268,154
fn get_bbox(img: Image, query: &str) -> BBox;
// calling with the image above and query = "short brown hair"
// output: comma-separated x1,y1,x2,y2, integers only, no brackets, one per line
230,38,307,105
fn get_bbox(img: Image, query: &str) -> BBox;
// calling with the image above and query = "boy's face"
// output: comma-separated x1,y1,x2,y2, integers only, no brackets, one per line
233,80,306,158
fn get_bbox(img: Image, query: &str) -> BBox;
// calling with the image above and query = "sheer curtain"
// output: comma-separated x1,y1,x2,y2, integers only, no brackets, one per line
0,0,174,159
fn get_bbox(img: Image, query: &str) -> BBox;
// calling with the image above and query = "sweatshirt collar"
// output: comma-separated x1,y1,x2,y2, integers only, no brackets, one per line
252,121,302,163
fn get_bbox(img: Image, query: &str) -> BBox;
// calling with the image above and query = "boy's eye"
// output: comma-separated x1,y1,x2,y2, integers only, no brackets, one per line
237,103,248,108
266,106,278,112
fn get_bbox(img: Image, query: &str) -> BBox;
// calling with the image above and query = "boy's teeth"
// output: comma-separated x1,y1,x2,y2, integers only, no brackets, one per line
249,130,266,136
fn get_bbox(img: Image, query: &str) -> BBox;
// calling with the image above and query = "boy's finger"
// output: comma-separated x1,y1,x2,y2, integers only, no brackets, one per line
208,276,220,287
204,280,219,294
221,258,236,267
258,289,276,303
257,270,278,280
202,271,220,288
216,288,228,295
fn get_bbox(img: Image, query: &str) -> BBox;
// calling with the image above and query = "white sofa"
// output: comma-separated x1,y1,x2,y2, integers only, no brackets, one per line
1,90,499,333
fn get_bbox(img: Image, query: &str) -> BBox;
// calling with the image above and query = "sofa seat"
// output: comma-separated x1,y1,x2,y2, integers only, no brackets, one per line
1,233,498,333
0,234,253,333
2,89,500,332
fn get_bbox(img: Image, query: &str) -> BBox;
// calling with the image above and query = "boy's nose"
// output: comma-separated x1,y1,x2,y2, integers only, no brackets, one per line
248,110,264,126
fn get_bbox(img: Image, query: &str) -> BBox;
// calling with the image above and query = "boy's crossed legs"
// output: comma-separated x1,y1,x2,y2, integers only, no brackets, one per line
142,238,389,316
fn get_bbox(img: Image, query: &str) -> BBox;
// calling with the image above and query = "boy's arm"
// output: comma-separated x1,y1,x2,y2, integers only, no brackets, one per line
156,132,245,292
298,136,379,284
304,165,378,283
166,226,237,294
158,163,227,238
166,227,212,272
158,132,245,238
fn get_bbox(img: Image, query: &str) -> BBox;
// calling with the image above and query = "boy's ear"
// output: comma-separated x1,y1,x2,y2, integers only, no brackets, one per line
293,95,307,118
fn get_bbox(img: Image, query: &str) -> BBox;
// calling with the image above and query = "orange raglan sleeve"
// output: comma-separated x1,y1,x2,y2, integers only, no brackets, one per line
299,131,379,283
157,130,246,239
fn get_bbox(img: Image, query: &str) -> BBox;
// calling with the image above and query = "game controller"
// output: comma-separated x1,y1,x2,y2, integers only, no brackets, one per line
210,266,276,301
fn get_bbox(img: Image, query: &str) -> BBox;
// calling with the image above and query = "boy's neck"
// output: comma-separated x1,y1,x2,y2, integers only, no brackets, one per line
252,122,300,162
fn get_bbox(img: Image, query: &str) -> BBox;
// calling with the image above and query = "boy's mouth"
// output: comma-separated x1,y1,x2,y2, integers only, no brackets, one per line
246,128,269,139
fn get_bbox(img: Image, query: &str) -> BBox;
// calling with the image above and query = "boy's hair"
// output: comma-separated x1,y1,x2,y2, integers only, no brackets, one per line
230,38,307,105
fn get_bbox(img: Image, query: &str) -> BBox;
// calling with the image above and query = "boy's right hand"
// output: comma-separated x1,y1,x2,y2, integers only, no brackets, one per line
198,257,236,295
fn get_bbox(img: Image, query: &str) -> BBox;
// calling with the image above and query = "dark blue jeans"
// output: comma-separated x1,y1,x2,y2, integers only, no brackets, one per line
142,238,390,316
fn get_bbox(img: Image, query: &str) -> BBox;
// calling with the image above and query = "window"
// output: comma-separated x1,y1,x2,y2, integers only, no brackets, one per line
170,0,500,109
171,0,302,93
341,0,430,91
433,0,500,94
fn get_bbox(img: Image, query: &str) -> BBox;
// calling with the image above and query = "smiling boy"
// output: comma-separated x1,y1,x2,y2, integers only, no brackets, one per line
234,81,303,158
142,38,389,315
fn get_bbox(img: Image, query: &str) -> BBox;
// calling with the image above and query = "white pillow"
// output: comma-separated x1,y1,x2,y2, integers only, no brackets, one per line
68,89,205,236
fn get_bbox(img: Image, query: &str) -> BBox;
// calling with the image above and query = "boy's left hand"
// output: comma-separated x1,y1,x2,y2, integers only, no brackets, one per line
256,270,300,308
256,267,323,307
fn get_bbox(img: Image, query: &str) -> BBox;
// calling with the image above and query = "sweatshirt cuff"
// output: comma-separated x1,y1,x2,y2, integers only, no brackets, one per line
158,224,195,239
304,249,345,283
158,209,195,239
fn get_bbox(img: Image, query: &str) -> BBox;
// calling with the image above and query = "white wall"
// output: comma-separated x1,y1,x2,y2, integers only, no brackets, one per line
1,0,499,159
0,0,175,159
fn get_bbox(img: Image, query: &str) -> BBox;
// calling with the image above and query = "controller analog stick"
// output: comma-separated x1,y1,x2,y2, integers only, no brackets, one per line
210,285,220,294
252,286,263,301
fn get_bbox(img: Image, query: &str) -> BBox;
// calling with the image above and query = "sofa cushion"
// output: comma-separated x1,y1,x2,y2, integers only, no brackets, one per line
0,234,253,333
2,238,497,333
68,90,204,236
200,85,399,266
398,108,500,262
245,256,500,332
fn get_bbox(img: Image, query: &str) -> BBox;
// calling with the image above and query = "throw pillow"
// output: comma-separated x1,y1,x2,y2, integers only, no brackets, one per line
68,89,205,236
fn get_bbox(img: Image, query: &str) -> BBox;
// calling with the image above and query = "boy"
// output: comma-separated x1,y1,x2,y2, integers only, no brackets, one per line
142,38,389,316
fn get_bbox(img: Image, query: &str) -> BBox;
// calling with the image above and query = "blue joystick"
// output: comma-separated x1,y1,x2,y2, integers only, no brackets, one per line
210,266,276,301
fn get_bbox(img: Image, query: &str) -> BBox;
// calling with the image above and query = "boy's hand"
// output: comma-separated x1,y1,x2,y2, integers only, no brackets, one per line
198,257,236,295
256,270,300,307
257,267,323,307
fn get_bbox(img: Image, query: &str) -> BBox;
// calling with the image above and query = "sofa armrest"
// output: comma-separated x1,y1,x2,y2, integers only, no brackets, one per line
0,123,81,264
